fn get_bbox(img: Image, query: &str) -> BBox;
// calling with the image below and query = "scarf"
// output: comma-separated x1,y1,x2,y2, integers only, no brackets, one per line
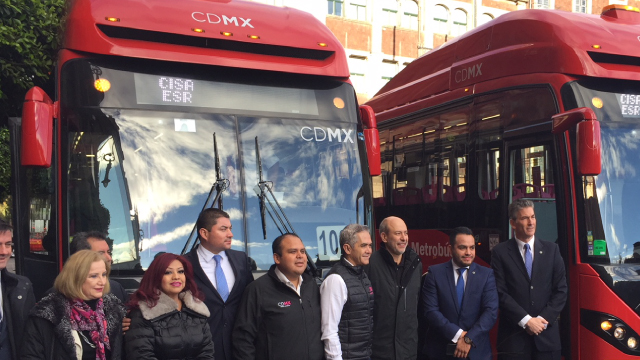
69,298,111,360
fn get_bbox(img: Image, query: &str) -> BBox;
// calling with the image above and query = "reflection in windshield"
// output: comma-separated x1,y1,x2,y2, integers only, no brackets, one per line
574,81,640,264
67,110,364,271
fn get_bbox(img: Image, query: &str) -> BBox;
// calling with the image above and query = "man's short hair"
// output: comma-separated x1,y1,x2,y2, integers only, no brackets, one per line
508,199,535,220
340,224,369,249
70,231,108,255
379,217,391,235
0,218,13,235
449,226,474,246
54,250,111,299
196,208,230,240
272,233,299,256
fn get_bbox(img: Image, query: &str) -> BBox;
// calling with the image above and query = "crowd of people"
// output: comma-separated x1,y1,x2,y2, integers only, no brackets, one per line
0,199,567,360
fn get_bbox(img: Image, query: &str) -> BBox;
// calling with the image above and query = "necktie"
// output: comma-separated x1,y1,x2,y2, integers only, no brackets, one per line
524,243,533,278
456,268,466,309
213,254,230,301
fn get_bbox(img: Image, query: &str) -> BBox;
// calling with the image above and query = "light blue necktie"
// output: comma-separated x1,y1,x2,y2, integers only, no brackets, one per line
524,243,533,279
213,254,229,301
456,268,466,309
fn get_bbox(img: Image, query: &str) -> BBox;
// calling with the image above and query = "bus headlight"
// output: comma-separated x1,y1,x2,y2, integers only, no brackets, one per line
614,326,626,340
628,337,638,350
601,321,612,331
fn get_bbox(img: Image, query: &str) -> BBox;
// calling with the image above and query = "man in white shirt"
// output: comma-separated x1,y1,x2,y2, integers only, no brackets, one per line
233,233,323,360
320,224,374,360
491,199,567,360
184,208,254,360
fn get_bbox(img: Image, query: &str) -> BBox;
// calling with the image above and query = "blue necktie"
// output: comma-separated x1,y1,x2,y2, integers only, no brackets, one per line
213,254,230,301
457,268,466,309
524,243,533,279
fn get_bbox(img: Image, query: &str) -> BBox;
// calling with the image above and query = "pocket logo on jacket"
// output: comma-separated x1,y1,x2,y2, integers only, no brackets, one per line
369,287,374,295
278,301,292,308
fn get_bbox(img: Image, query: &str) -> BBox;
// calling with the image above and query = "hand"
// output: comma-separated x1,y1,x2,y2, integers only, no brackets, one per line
122,316,131,334
525,317,548,336
454,331,471,358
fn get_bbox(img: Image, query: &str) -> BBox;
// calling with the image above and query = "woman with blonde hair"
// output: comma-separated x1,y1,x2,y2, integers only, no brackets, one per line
21,249,126,360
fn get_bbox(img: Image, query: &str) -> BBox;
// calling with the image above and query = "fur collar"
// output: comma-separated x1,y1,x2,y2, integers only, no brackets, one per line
139,291,210,320
30,292,125,359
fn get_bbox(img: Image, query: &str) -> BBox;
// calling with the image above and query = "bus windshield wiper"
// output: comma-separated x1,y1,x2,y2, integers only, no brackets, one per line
254,136,320,277
181,133,229,254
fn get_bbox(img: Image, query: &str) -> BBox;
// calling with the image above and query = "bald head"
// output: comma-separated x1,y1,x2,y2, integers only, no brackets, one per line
380,216,409,263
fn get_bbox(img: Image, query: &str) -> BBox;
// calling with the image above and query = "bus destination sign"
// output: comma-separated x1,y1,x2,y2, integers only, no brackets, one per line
617,93,640,118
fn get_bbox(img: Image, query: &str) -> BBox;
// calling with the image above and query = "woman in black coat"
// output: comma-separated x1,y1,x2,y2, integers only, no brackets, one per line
124,253,214,360
21,250,126,360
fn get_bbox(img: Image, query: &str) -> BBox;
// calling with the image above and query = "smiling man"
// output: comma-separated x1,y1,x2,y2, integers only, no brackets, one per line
232,233,323,360
422,226,498,360
0,219,36,360
491,199,567,360
320,224,374,360
365,216,422,360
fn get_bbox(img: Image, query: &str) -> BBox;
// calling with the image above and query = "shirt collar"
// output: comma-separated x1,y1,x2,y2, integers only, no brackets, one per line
274,267,303,288
515,236,535,252
197,244,227,263
451,260,469,272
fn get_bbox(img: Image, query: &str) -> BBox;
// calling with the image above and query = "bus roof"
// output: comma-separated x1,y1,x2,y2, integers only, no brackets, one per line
367,8,640,119
63,0,348,78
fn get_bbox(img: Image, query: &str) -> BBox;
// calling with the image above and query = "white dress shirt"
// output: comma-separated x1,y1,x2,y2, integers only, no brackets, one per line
197,245,236,294
274,267,303,297
320,259,354,360
514,236,546,328
451,260,469,343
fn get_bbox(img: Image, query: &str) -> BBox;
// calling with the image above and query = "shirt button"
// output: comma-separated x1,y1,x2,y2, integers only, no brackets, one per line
530,286,534,290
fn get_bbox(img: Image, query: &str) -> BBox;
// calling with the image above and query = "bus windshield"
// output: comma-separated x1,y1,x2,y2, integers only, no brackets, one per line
60,59,364,272
569,79,640,266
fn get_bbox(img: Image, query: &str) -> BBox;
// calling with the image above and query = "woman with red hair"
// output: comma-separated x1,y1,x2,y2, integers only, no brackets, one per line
124,253,214,359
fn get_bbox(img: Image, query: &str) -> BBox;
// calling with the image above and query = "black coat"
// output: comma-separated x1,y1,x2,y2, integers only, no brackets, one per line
21,292,126,360
1,268,36,360
365,245,422,360
491,238,567,355
125,291,214,360
185,246,254,360
232,265,324,360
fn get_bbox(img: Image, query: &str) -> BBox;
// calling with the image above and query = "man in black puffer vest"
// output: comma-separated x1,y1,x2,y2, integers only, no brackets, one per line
366,216,422,360
233,233,323,360
320,224,374,360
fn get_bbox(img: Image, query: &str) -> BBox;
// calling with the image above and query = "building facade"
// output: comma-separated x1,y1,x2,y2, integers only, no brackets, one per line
250,0,640,101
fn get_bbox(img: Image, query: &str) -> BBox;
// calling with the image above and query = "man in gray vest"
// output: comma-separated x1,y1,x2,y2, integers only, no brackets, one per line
320,224,374,360
0,219,35,360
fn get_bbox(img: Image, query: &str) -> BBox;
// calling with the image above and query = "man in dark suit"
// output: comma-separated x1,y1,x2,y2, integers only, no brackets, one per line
0,219,36,360
422,226,498,360
185,208,254,360
491,199,567,360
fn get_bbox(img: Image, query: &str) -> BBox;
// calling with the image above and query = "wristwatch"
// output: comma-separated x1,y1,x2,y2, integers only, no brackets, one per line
463,335,473,345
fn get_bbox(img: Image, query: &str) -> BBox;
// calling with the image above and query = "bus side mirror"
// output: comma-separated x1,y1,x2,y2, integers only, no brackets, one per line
21,87,55,167
551,107,601,176
360,105,381,176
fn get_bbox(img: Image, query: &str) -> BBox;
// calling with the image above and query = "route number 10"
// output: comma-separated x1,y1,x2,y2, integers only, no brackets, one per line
316,226,343,261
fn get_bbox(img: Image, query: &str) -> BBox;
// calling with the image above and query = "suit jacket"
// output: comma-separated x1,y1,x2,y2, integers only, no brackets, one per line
490,238,567,355
2,268,36,360
422,261,498,360
185,246,254,360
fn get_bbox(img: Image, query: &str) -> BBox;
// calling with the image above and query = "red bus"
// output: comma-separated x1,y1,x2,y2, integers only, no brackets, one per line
366,6,640,359
13,0,381,298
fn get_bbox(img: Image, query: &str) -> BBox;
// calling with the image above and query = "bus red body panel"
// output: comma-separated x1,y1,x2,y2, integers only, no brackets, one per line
62,0,348,78
21,87,54,167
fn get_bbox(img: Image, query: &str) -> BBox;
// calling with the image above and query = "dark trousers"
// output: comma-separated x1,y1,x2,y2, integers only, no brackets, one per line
498,335,561,360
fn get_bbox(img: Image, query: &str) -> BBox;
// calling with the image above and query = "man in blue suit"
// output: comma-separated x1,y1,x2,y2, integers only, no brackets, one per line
422,226,498,360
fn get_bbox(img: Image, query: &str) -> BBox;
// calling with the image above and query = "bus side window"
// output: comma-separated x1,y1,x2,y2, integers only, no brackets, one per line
478,146,500,200
508,145,558,243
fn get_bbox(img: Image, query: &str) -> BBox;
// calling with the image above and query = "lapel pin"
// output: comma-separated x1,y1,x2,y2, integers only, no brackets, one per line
472,271,476,275
540,251,543,254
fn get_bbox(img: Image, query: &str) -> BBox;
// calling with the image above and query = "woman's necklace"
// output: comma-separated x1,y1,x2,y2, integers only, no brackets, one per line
77,330,96,349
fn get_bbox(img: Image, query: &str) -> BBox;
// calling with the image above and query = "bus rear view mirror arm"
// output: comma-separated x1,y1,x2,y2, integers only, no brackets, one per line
21,86,55,167
551,107,601,176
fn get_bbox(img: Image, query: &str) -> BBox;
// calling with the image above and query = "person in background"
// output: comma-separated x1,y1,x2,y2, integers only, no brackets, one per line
21,250,126,359
0,219,36,360
320,224,374,360
422,226,498,360
366,216,422,360
184,208,254,360
125,253,214,360
233,233,323,360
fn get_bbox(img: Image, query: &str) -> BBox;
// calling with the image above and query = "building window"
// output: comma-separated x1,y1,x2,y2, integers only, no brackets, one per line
452,9,467,37
479,13,494,26
433,5,449,34
382,0,399,26
574,0,588,13
534,0,550,9
381,60,398,82
401,0,419,30
328,0,344,16
349,0,367,20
